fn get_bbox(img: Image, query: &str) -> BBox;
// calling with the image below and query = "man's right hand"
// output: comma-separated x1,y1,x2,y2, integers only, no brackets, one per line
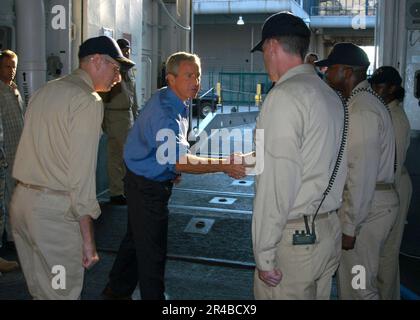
257,268,283,287
224,162,246,179
342,233,356,250
82,244,99,269
79,215,100,269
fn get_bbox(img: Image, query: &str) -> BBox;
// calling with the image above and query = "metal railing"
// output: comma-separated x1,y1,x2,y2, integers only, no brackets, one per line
309,0,377,16
199,87,216,100
200,71,271,106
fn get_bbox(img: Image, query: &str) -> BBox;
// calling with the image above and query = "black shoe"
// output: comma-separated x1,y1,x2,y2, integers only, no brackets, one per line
0,241,16,255
101,286,132,300
109,195,127,206
0,257,19,273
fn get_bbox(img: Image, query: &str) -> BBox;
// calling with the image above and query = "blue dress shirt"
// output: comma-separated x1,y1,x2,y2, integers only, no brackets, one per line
123,87,190,182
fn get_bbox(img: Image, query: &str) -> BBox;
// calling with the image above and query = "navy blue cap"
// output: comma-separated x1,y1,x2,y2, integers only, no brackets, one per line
369,66,402,86
251,12,311,53
78,36,135,69
117,38,131,49
315,42,370,67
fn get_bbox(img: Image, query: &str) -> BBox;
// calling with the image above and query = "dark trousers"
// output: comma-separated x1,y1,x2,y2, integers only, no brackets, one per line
107,168,173,300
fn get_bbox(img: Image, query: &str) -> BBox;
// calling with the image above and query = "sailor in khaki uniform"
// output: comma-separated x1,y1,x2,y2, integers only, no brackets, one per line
317,44,399,300
102,39,139,205
250,13,347,300
10,36,134,299
370,67,412,300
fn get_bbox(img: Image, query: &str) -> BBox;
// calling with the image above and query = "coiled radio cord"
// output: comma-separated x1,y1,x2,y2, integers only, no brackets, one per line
311,90,349,238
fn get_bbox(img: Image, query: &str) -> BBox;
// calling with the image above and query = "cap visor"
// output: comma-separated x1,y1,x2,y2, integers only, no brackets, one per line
368,74,387,85
116,56,136,69
251,40,264,53
314,59,332,67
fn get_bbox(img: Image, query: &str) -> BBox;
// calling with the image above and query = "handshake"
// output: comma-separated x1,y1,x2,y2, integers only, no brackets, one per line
223,152,257,180
176,152,260,180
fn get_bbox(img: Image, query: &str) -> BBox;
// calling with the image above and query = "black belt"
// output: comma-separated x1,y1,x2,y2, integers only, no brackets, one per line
125,167,173,187
105,108,131,111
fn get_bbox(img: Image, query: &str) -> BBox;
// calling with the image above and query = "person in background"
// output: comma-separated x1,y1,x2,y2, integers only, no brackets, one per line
304,52,318,65
102,38,139,206
370,66,412,300
0,49,25,273
304,52,324,78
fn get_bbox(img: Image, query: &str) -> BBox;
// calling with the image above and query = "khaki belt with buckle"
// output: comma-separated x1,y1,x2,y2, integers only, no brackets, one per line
287,211,334,224
18,181,69,196
375,183,395,191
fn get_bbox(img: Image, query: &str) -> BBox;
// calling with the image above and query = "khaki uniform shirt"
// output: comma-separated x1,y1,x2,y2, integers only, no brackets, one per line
103,69,138,118
388,99,410,187
339,80,396,237
13,69,103,220
252,64,347,271
0,80,25,168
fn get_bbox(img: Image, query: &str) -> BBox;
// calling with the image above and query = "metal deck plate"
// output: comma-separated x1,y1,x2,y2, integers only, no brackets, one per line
184,217,215,235
231,180,254,187
209,197,237,205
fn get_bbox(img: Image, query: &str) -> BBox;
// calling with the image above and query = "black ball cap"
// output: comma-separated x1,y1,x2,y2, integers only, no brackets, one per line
78,36,135,69
315,42,370,67
117,38,131,49
251,12,311,53
369,66,402,86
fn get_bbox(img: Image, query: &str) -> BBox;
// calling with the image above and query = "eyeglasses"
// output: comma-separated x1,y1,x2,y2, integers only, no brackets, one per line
102,56,120,74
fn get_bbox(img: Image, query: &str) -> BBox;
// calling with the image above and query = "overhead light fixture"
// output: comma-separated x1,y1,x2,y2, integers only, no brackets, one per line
237,16,244,25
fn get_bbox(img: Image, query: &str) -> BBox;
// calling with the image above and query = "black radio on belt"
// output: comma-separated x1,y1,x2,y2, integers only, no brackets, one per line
292,215,316,245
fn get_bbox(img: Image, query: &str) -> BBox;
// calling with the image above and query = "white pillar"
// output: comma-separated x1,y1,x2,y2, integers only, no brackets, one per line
376,0,407,73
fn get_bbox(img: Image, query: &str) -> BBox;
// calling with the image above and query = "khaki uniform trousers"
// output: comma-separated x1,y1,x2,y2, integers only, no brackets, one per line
337,188,399,300
10,184,84,299
103,110,133,197
254,212,341,300
378,172,412,300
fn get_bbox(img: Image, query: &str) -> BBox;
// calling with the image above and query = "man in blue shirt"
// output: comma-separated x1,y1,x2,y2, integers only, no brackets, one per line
103,52,246,300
